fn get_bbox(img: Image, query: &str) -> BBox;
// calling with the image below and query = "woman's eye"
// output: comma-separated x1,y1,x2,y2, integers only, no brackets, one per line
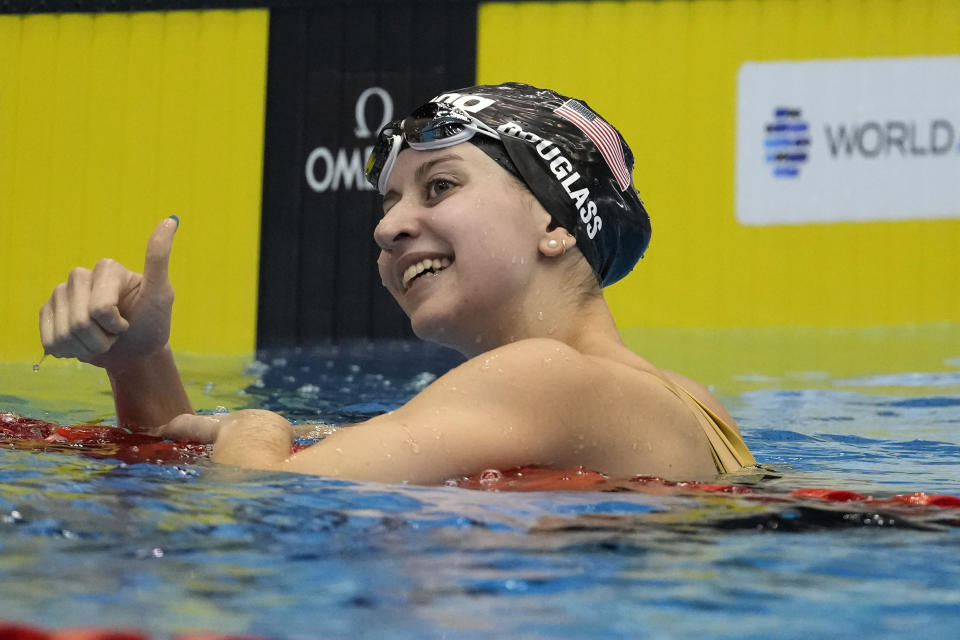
427,178,455,199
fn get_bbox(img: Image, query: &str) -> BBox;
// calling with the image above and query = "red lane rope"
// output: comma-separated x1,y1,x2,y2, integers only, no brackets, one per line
0,619,263,640
454,465,960,508
3,412,959,508
1,412,208,465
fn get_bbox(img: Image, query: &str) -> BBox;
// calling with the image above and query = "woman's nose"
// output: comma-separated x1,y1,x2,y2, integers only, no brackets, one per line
373,199,421,250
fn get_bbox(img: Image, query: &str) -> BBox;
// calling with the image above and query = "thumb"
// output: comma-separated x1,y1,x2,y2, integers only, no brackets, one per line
142,216,179,288
155,412,221,443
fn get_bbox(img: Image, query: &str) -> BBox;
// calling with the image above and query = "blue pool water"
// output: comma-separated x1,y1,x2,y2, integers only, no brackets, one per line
2,340,960,638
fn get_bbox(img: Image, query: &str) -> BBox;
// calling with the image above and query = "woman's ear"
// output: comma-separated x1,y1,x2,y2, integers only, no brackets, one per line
538,229,576,257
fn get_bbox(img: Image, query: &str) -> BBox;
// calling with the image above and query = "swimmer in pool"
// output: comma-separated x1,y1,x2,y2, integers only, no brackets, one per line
38,82,755,484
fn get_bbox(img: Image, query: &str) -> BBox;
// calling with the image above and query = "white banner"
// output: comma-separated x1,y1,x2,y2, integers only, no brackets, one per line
735,56,960,225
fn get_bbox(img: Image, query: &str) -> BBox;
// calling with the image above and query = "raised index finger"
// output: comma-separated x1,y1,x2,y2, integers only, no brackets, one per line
142,216,179,289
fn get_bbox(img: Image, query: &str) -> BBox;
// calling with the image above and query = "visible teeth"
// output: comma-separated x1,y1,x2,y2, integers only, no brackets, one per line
403,257,452,289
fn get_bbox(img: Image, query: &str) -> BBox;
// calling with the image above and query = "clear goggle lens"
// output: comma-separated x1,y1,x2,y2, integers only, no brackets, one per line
365,104,500,194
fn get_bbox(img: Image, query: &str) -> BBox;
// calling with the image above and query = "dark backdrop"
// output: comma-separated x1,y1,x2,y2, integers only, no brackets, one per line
257,1,478,348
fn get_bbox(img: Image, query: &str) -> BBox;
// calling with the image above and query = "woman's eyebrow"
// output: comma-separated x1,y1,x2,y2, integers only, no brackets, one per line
414,154,463,183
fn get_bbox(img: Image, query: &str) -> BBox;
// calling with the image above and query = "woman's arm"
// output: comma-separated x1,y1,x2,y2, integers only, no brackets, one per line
159,338,722,483
159,339,599,483
107,345,192,431
39,217,193,430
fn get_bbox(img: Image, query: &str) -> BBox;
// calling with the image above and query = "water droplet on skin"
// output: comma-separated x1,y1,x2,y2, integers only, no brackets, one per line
537,311,544,321
519,257,526,265
479,469,502,485
511,256,517,264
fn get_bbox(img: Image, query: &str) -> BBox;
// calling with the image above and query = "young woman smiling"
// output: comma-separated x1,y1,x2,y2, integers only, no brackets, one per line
39,83,755,484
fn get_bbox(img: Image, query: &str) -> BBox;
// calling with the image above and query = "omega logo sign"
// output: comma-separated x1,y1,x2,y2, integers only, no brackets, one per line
305,87,394,192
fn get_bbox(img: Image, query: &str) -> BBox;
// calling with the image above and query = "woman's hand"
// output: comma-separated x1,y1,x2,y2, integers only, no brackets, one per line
39,217,179,371
156,410,295,471
153,411,226,444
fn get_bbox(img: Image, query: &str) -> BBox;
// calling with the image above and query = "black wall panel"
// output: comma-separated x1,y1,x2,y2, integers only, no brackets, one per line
257,1,479,349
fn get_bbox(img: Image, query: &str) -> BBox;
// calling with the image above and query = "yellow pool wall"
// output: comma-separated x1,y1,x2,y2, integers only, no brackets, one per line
477,0,960,330
0,9,268,362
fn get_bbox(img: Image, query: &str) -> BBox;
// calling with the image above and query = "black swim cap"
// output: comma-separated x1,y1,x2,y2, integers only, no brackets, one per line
419,82,651,287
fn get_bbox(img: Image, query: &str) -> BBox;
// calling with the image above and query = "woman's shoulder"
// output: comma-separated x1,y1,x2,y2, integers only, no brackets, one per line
411,338,721,479
568,342,741,434
456,338,597,380
450,338,731,425
454,339,713,418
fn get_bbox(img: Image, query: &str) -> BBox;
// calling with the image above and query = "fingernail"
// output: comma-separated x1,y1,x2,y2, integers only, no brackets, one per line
168,215,180,227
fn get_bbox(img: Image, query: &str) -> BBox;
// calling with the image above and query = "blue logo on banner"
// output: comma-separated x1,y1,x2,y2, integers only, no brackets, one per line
765,107,810,178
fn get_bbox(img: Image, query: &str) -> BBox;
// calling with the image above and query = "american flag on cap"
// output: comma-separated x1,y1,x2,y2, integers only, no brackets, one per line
554,99,631,191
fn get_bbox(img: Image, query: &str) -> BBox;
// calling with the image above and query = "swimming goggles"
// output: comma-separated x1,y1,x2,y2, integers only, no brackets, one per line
365,102,501,194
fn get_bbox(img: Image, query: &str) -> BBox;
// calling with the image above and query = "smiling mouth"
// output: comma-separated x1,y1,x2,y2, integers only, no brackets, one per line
402,257,453,290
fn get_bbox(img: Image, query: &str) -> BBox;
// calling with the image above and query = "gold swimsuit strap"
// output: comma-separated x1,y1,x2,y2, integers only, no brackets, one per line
646,372,756,474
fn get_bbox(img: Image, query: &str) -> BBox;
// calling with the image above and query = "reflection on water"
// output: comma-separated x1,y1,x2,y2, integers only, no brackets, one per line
1,332,960,638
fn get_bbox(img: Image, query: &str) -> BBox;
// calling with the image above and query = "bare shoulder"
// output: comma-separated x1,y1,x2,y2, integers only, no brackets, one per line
419,338,599,410
289,338,721,482
472,340,738,436
427,339,718,478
